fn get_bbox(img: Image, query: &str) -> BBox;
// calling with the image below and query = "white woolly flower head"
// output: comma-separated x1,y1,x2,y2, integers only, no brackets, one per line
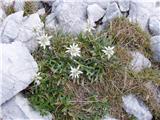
102,46,115,59
66,43,81,58
70,65,83,79
37,33,52,49
34,72,42,86
85,19,96,33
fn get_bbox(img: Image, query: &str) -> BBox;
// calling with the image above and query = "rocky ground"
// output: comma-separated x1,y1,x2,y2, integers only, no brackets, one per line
0,0,160,120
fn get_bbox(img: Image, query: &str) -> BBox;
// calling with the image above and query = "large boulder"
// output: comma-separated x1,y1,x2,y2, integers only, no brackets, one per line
129,51,151,72
0,11,44,52
0,11,24,43
45,13,58,31
54,2,87,35
102,2,122,25
14,0,25,12
16,13,44,52
116,0,130,12
150,36,160,62
97,2,122,32
0,41,38,105
122,94,153,120
87,3,105,25
128,1,151,31
148,16,160,36
0,8,6,25
86,0,113,9
1,94,52,120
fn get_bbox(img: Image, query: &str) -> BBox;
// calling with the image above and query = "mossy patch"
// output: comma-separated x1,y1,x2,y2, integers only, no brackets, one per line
5,6,15,15
24,17,160,120
24,1,38,16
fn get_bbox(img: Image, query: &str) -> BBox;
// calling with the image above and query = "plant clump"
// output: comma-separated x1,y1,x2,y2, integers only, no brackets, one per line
24,17,160,120
106,17,152,58
5,6,15,15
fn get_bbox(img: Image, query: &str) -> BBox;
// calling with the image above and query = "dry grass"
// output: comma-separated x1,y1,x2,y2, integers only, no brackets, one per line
107,17,152,58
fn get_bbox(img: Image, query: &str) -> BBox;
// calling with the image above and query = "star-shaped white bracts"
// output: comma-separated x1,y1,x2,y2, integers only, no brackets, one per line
70,66,83,79
66,43,81,58
85,19,96,33
37,33,52,49
102,46,115,60
34,72,42,86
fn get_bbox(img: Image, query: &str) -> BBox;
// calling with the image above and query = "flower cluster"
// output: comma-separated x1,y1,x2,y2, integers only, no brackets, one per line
36,32,115,82
65,42,115,79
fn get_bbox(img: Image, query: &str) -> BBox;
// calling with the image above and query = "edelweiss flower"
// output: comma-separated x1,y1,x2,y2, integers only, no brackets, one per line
70,66,83,79
102,46,115,59
34,72,42,86
85,19,96,33
66,43,81,57
35,79,41,86
37,33,52,49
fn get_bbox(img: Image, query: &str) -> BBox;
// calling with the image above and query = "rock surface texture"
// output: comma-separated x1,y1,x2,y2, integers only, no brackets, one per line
122,94,153,120
150,36,160,62
103,2,122,24
87,4,105,25
1,94,52,120
54,2,87,35
128,2,151,31
149,16,160,36
130,51,151,72
0,41,38,105
0,11,44,52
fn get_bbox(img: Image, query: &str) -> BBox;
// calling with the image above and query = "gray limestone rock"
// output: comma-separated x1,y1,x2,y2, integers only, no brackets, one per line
86,0,113,9
128,1,151,31
0,8,6,25
103,2,122,24
1,94,52,120
87,4,105,23
0,11,44,52
16,13,44,52
0,11,24,43
54,2,87,35
45,13,58,31
149,16,160,36
130,51,151,72
122,94,152,120
116,0,130,12
0,41,38,105
14,0,25,12
150,36,160,62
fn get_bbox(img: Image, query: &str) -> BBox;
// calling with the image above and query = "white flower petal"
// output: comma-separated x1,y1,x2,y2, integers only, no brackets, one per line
69,66,83,79
102,46,115,59
66,43,81,57
37,33,52,49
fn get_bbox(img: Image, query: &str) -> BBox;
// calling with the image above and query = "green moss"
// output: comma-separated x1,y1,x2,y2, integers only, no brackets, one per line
6,6,15,15
24,2,38,16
